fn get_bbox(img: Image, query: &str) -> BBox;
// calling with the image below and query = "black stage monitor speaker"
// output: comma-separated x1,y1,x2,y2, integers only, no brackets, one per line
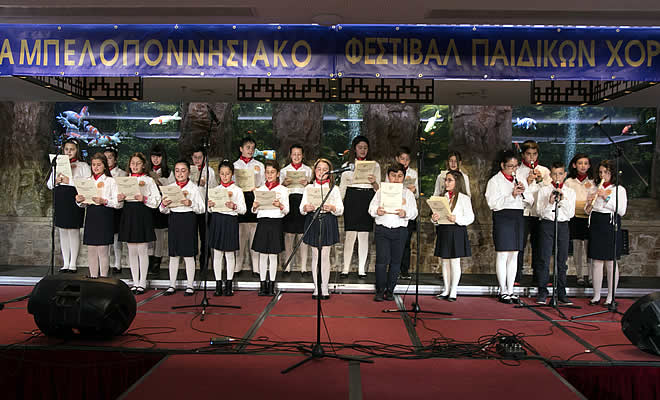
621,292,660,356
28,275,137,338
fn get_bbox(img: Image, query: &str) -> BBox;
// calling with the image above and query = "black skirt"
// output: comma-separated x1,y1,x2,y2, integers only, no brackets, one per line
569,217,589,240
252,218,284,254
113,209,122,234
54,185,85,229
302,213,340,247
152,208,169,229
588,212,623,260
83,205,115,246
492,209,525,251
208,213,240,251
434,224,472,258
119,202,156,243
343,187,375,232
168,212,198,257
238,191,258,223
283,193,305,234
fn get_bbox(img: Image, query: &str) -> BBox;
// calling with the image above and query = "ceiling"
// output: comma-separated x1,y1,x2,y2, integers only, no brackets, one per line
1,0,659,107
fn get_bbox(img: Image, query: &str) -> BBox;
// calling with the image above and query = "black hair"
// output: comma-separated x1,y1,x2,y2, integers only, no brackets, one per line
287,143,305,165
62,138,84,161
550,161,565,171
599,160,619,185
264,159,281,175
218,160,235,174
173,159,191,170
103,146,118,158
387,163,405,176
520,140,540,153
491,150,519,177
567,153,596,181
148,144,170,177
238,137,257,153
90,152,112,177
396,146,411,157
349,135,371,162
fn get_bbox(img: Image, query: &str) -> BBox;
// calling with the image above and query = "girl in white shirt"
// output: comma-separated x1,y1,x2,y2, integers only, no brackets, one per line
160,160,205,296
433,151,471,197
147,144,173,276
118,153,162,295
251,160,289,296
75,153,121,278
47,138,91,273
208,161,247,297
300,158,344,300
585,160,627,306
104,146,127,274
432,170,475,302
280,144,313,275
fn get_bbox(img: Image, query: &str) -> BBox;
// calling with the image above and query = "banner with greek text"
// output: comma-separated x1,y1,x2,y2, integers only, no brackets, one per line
336,25,660,81
0,24,334,77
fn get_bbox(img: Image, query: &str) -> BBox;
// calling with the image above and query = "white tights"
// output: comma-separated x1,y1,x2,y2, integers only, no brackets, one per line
213,250,236,280
496,251,518,295
110,233,122,269
237,223,259,273
440,258,462,298
168,256,196,289
259,253,278,281
87,245,109,278
591,260,619,303
148,229,167,257
572,240,592,279
58,228,80,270
284,233,308,272
342,231,369,275
127,243,149,288
311,247,331,296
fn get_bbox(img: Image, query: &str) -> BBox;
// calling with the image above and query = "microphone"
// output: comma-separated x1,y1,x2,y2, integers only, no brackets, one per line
552,180,563,201
324,164,355,175
593,115,608,126
207,104,220,124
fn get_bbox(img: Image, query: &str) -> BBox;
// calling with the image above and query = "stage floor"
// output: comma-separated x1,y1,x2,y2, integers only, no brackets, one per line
1,283,659,399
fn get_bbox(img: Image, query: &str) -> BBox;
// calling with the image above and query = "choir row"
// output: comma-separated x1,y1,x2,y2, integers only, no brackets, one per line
47,137,626,305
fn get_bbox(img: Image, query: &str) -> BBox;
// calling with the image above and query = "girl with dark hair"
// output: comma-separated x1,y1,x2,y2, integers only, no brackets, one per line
432,170,474,302
433,151,471,197
104,146,127,273
75,153,121,278
47,138,91,273
564,153,596,286
485,151,532,304
160,160,205,296
300,158,344,299
251,160,289,296
339,135,381,278
147,144,173,276
585,160,627,306
208,160,246,297
280,144,313,275
118,152,162,295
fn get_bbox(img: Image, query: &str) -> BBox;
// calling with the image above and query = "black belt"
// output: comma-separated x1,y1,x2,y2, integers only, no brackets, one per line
348,187,373,192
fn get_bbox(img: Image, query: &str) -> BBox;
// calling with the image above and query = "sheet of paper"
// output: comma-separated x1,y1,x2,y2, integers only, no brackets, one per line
254,190,277,210
208,186,231,212
160,185,185,208
115,177,141,201
427,196,453,224
286,170,308,189
49,154,73,181
73,178,98,205
305,187,323,209
235,168,256,192
353,161,377,184
190,165,200,185
380,182,403,213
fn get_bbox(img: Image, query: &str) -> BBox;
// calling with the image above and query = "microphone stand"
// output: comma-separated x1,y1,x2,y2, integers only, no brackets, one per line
44,144,63,276
282,172,372,373
515,189,580,317
172,107,240,320
571,121,648,320
382,125,451,324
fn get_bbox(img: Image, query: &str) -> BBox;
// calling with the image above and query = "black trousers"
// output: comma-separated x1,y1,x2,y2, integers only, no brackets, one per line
537,220,569,297
374,225,407,293
517,216,542,282
399,220,416,275
197,213,209,270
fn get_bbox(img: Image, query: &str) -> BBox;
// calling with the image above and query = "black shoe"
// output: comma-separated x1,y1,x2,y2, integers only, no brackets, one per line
499,294,512,304
59,267,68,273
374,292,384,302
588,298,600,305
68,267,77,273
436,293,449,300
283,270,291,275
340,273,348,279
448,296,457,302
136,287,146,295
147,256,155,273
267,281,276,296
358,274,367,279
184,287,194,296
399,273,412,280
258,281,268,296
536,293,548,304
557,296,573,305
111,267,122,274
224,280,234,296
163,287,175,296
252,272,259,278
214,280,223,296
384,291,394,301
312,294,319,300
151,257,162,275
321,295,330,300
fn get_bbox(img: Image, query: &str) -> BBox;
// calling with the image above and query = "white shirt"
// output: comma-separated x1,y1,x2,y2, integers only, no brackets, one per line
121,174,162,209
279,163,314,195
47,160,91,189
252,183,289,219
433,170,471,197
234,158,265,190
193,165,218,189
536,184,576,222
485,171,533,211
517,162,551,217
299,181,344,217
339,160,381,198
110,166,128,178
589,184,627,217
210,183,247,217
76,174,121,209
368,186,418,229
159,180,205,215
432,192,474,226
386,167,419,198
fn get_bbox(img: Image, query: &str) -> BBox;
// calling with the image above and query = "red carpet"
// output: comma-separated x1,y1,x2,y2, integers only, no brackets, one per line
400,294,546,321
138,289,267,314
0,285,33,304
271,292,405,318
